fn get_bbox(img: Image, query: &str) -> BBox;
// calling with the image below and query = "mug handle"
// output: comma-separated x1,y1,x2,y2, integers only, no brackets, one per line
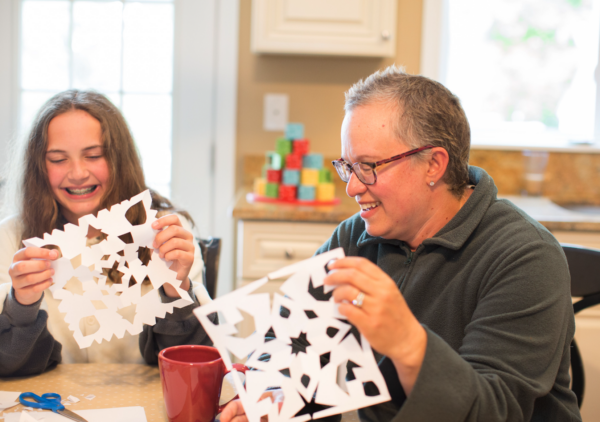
218,363,249,414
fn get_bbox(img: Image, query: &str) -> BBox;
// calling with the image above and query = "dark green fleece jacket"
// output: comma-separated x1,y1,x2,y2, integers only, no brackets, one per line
315,166,581,422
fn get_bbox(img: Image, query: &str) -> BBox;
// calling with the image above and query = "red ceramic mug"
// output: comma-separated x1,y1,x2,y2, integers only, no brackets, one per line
158,345,248,422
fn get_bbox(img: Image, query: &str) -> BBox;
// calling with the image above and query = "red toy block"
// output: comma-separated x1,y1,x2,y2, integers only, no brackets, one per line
279,184,297,201
266,169,282,183
293,139,310,156
285,153,302,170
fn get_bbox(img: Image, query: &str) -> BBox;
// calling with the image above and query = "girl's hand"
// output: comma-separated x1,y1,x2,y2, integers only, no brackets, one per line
152,214,195,297
324,257,427,395
9,247,58,305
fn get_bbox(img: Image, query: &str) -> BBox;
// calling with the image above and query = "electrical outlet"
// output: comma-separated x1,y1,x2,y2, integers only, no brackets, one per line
264,93,289,131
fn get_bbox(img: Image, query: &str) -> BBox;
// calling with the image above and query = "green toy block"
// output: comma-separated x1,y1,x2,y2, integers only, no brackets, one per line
319,168,332,183
265,183,279,198
276,138,293,157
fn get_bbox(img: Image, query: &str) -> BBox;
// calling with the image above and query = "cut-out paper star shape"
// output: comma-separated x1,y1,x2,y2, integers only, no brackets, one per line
23,190,193,348
194,248,391,422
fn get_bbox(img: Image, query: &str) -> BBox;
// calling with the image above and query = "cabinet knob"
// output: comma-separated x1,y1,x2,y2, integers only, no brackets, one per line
381,30,391,40
284,249,295,259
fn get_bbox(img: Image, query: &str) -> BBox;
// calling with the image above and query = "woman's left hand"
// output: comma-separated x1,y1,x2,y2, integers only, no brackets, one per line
152,214,195,297
324,257,427,394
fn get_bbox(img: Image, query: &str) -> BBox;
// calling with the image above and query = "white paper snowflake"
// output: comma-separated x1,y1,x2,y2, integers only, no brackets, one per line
194,248,391,422
23,190,193,348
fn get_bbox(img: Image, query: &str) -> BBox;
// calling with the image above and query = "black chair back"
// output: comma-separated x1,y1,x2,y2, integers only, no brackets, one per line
561,243,600,409
198,237,221,299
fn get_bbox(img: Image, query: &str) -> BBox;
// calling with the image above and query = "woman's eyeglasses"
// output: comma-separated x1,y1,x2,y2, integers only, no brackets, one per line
331,145,435,185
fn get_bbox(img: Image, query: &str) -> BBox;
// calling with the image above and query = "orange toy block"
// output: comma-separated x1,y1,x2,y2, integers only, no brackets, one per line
254,178,266,196
301,169,319,186
317,183,335,201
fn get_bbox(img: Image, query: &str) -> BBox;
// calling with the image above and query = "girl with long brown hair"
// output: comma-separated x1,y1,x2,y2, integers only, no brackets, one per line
0,90,213,376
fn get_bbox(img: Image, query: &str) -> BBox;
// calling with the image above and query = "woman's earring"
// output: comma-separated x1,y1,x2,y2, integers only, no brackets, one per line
429,181,435,186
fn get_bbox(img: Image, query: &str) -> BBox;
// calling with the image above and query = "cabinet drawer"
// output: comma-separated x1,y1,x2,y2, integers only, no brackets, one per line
552,231,600,250
237,220,338,279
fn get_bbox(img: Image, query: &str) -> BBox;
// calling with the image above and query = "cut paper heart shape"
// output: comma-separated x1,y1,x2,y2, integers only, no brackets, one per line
23,190,192,348
194,248,391,422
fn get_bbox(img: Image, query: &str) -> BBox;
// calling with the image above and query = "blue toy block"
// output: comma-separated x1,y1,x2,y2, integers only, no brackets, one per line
283,169,300,186
298,185,316,201
302,153,323,169
285,123,305,140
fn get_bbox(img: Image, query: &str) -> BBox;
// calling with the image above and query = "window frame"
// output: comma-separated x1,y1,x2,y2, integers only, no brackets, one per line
0,0,240,295
420,0,600,153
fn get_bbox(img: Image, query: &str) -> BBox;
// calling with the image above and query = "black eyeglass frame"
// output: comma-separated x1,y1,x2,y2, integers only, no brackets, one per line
331,144,436,185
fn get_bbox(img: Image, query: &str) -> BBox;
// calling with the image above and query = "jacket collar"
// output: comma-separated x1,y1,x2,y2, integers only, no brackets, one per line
356,166,497,251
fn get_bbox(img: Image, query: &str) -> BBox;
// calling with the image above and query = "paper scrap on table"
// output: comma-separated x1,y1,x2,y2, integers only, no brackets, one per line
23,190,192,349
65,396,79,404
84,395,95,401
0,392,21,412
5,407,146,422
17,412,37,422
194,248,391,422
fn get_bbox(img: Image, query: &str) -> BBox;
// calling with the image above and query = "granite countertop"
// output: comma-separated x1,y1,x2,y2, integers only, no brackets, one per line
501,196,600,232
232,189,600,232
231,189,359,223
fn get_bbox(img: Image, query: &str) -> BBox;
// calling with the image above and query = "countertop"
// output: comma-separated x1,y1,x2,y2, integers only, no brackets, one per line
232,189,359,224
232,189,600,232
503,196,600,232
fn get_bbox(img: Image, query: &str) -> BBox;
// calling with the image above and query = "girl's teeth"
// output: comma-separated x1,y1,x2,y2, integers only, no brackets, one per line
66,186,96,195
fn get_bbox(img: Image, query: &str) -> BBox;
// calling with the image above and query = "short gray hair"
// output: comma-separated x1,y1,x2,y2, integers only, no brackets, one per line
344,65,471,197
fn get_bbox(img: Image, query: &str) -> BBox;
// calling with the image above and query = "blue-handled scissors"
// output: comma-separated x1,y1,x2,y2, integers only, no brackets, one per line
19,392,88,422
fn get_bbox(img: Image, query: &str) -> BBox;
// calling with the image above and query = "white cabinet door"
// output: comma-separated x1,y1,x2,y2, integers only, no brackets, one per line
553,231,600,421
251,0,397,57
237,220,338,280
573,308,600,421
235,220,338,342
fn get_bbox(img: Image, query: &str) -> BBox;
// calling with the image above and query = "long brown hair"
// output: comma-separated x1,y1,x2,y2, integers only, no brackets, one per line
13,90,192,241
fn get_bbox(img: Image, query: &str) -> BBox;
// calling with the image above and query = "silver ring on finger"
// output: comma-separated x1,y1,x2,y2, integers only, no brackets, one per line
352,291,365,308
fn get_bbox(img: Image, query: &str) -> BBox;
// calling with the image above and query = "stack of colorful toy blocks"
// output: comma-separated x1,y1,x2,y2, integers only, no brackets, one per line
254,122,335,202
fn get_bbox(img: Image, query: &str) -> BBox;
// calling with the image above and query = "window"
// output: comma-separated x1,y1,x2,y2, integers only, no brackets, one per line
422,0,600,149
20,0,174,196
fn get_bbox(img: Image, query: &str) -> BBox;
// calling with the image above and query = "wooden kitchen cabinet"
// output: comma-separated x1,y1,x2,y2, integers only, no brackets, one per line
553,231,600,420
235,220,338,338
250,0,397,57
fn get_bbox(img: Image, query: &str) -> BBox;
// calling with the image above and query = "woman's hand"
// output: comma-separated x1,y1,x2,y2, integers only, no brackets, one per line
220,400,248,422
324,257,427,395
9,247,58,305
152,214,195,297
220,390,284,422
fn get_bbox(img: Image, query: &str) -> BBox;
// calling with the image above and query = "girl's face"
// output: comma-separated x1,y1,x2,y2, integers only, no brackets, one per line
46,109,110,224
